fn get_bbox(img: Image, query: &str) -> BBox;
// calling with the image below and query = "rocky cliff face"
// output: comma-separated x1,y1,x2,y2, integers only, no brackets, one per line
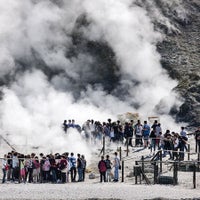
70,0,200,126
154,0,200,126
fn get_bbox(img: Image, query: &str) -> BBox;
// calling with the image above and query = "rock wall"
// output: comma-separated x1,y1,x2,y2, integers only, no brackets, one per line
155,0,200,126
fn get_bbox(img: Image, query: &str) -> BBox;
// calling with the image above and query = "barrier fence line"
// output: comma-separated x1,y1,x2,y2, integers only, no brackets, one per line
130,159,199,188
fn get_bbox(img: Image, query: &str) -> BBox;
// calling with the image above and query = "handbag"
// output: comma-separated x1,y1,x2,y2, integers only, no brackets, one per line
5,164,9,171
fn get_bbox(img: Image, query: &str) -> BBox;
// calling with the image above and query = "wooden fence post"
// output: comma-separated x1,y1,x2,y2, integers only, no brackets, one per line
126,138,129,157
193,162,196,189
154,162,158,184
173,161,178,185
160,150,162,173
141,156,144,180
187,144,190,161
119,147,122,161
134,165,141,184
121,160,124,182
103,135,105,156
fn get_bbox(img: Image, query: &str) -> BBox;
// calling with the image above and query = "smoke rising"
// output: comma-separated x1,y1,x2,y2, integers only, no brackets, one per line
0,0,185,158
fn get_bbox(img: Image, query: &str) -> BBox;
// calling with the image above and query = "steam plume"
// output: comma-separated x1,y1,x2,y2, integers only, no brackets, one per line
0,0,184,157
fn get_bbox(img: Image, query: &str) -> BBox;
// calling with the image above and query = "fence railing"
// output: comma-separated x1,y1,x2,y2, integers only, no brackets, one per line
120,149,200,188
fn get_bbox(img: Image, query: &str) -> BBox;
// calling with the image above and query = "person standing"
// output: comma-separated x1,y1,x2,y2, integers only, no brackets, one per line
113,152,120,182
105,155,112,182
134,120,143,147
155,123,162,148
77,153,83,182
2,154,7,183
142,121,150,148
59,155,67,183
6,153,12,181
81,155,86,182
69,152,77,182
98,156,107,182
195,127,200,153
12,152,19,182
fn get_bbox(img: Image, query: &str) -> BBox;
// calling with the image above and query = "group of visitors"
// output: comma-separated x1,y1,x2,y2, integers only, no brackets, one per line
63,118,200,161
1,151,86,184
98,152,120,183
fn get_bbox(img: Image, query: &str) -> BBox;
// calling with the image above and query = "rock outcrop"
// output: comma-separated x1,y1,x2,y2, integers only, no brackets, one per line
155,0,200,126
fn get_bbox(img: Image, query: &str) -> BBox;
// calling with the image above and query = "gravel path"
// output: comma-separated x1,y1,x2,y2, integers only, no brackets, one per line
0,182,200,200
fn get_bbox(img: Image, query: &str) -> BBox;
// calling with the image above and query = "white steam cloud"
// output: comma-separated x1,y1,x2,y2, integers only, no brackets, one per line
0,0,185,158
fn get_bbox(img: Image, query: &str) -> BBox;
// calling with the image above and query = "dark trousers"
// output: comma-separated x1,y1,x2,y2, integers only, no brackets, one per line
12,167,19,181
82,168,85,181
100,171,106,182
27,168,33,183
135,135,143,146
2,169,6,183
61,172,66,183
70,167,76,182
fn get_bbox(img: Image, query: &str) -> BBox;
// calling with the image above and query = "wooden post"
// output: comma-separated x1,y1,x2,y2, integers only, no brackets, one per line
193,162,196,189
134,161,138,184
153,163,158,184
173,161,178,185
134,166,138,184
119,147,122,161
121,160,124,182
134,166,141,184
195,139,197,153
126,138,129,157
141,156,144,180
160,150,162,173
187,144,190,161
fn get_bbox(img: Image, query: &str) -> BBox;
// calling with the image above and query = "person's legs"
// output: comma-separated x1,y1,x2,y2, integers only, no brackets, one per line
2,169,6,183
114,167,119,181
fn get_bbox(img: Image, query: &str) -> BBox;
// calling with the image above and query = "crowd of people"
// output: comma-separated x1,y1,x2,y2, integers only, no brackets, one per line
1,151,87,184
1,150,122,184
1,118,200,184
63,118,200,161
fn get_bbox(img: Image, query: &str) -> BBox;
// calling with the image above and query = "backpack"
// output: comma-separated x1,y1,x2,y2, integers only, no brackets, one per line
81,159,86,169
70,157,76,168
98,160,107,172
59,160,67,170
105,159,111,169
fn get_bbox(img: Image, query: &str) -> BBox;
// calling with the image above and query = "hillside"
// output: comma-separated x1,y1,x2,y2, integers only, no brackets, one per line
155,0,200,126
